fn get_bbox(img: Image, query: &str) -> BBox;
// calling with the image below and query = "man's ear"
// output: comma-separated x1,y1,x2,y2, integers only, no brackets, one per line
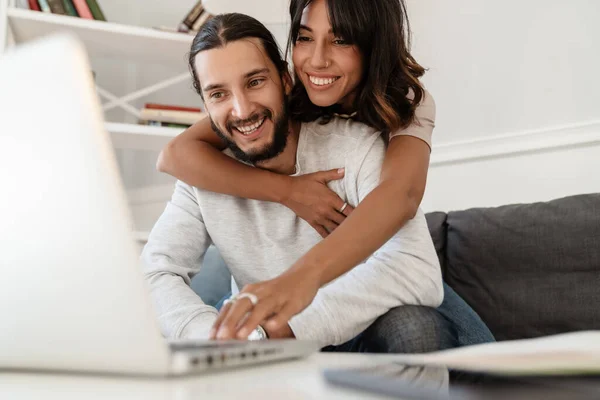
282,67,293,96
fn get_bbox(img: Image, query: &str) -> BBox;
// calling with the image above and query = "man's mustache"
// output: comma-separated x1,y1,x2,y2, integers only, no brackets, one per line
226,110,272,131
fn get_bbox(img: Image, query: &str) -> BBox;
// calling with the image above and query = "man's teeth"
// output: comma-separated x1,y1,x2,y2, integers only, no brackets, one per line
236,118,265,135
309,75,339,86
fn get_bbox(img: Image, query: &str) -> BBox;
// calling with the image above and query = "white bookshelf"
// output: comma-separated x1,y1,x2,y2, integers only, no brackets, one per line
7,8,193,66
3,6,196,151
107,122,182,152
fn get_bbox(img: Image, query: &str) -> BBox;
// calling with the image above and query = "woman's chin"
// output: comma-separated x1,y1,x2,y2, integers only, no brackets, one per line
306,92,338,107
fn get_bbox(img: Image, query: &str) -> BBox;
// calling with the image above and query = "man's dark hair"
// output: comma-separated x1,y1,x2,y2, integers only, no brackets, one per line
189,13,287,98
287,0,426,133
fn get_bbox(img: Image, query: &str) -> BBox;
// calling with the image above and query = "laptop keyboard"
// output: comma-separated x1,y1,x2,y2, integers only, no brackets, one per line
169,341,252,352
168,340,286,371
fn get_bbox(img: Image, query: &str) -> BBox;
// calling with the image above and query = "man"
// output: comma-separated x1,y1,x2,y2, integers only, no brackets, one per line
143,13,454,352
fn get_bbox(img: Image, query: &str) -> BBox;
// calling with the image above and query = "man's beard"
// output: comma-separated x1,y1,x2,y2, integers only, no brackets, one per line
210,97,290,165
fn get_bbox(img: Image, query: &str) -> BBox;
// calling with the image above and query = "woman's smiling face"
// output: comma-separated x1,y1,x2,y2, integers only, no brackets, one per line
292,0,364,110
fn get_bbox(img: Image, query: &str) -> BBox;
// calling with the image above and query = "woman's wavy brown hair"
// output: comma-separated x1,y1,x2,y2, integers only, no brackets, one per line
287,0,425,134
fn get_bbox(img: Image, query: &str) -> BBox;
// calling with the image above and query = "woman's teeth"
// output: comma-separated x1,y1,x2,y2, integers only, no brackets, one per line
309,75,339,86
235,117,265,135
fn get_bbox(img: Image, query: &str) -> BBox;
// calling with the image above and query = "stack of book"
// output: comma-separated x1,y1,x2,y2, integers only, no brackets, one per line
25,0,106,21
153,1,213,35
177,1,213,34
139,103,207,129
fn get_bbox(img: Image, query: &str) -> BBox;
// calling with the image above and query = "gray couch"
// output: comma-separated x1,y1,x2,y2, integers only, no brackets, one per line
193,193,600,341
426,193,600,341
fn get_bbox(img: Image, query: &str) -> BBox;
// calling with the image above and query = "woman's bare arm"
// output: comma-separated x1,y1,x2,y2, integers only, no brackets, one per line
273,91,436,286
157,117,291,202
290,135,430,286
157,117,349,236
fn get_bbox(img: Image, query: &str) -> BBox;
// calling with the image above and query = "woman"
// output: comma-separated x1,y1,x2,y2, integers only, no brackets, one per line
158,0,494,345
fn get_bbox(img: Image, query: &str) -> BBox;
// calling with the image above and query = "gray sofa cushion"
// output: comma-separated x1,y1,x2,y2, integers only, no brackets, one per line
444,193,600,341
425,212,448,278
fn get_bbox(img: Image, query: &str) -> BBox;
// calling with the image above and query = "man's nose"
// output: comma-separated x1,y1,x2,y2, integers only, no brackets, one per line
231,93,255,120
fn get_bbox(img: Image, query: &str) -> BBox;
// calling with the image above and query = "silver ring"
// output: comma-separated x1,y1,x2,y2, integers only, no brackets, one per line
339,202,348,213
237,292,259,306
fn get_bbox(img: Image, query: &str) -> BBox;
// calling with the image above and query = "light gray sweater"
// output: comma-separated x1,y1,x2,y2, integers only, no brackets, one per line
142,118,443,348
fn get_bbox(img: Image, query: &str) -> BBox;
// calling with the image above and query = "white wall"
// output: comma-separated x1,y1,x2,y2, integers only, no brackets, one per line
406,0,600,211
423,121,600,212
408,0,599,143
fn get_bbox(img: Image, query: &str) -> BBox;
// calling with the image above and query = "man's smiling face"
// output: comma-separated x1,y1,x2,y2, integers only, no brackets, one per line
195,38,291,164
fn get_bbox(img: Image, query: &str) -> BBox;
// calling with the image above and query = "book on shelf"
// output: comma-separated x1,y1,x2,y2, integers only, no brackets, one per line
179,1,204,32
191,10,213,32
144,103,203,113
26,0,40,11
37,0,51,13
139,106,207,126
71,0,92,19
47,0,66,14
61,0,78,16
153,1,213,35
86,0,106,21
24,0,107,21
145,121,191,129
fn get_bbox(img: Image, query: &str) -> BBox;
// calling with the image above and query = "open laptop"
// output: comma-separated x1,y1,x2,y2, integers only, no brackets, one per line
0,34,318,376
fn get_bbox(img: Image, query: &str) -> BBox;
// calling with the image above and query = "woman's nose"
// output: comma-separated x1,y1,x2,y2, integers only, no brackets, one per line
309,41,330,69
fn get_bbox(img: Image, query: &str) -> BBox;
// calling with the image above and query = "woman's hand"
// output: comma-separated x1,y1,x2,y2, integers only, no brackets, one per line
282,168,354,237
209,268,322,340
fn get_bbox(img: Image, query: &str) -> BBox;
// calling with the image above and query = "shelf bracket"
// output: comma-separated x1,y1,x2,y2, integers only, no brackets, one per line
96,85,141,119
101,71,191,112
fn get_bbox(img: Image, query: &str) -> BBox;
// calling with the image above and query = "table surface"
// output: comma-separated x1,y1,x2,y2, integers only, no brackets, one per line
0,353,407,400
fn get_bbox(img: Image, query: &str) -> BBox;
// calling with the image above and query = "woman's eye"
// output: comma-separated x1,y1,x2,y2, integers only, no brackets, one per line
333,38,348,45
297,36,312,42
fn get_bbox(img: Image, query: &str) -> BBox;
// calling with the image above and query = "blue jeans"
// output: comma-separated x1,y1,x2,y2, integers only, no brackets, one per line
323,304,458,353
438,283,495,346
215,281,494,353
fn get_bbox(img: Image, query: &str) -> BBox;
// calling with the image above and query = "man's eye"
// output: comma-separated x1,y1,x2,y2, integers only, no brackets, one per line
210,92,223,99
249,79,264,87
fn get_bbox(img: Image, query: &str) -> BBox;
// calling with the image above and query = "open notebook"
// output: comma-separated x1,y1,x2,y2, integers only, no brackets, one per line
392,331,600,375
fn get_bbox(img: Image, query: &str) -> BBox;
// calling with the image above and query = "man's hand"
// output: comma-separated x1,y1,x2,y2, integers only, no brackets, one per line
209,269,321,340
264,322,295,339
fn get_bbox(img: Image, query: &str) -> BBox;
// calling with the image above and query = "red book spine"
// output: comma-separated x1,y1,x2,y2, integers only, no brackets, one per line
71,0,93,19
28,0,41,11
144,103,203,113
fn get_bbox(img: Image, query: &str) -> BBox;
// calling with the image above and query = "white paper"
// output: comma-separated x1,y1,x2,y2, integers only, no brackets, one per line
391,331,600,375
